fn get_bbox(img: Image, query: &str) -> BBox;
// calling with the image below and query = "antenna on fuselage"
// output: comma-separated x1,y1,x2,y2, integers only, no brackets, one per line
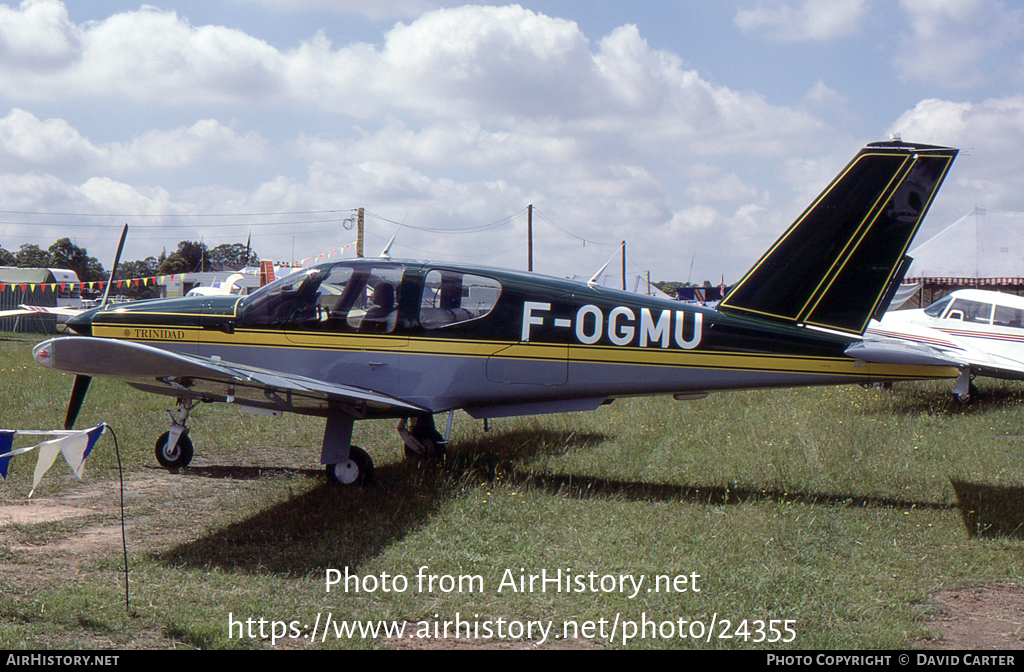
588,242,625,289
379,215,407,260
380,230,399,260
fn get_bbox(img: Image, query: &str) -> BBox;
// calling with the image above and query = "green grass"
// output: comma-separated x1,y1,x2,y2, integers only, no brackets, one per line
1,332,1023,649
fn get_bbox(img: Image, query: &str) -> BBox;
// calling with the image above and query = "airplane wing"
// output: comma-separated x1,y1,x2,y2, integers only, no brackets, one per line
0,305,85,318
846,333,966,368
857,321,1024,381
33,336,428,417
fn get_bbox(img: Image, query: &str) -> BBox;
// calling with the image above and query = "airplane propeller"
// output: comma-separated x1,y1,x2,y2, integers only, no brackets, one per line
64,374,92,430
64,223,127,430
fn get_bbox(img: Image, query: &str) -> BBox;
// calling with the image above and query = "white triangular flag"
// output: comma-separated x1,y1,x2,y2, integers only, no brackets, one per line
27,425,105,496
30,437,64,498
60,425,104,478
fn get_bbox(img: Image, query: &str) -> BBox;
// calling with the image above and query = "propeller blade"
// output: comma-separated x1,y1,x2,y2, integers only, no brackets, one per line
100,224,129,307
65,375,92,430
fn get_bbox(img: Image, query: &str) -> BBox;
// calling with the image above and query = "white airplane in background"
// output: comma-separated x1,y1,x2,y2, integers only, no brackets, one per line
1,271,256,320
864,288,1024,400
184,273,246,297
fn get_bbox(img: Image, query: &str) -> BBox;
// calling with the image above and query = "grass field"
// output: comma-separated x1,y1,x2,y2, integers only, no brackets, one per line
1,332,1023,649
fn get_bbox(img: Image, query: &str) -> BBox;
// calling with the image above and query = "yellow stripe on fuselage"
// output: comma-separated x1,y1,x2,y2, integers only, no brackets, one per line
92,322,959,382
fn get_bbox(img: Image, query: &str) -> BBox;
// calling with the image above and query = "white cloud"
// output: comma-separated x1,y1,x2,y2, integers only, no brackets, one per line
126,120,271,168
734,0,867,41
295,121,577,170
886,97,1024,247
802,80,848,109
0,3,839,280
234,0,475,20
0,0,80,69
0,3,824,153
894,0,1024,87
0,108,118,173
0,1,286,103
0,109,269,174
683,165,761,204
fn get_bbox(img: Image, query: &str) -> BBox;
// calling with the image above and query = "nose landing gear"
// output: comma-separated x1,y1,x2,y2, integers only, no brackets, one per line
155,398,196,469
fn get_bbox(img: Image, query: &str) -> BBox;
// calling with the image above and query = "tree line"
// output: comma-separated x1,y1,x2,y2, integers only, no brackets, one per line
0,238,259,299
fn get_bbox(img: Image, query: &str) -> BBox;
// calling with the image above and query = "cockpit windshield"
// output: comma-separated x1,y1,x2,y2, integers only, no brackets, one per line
241,267,324,326
923,295,952,318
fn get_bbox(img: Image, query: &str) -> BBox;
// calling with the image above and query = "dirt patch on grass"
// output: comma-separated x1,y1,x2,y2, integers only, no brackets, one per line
918,585,1024,650
0,471,238,574
0,502,92,527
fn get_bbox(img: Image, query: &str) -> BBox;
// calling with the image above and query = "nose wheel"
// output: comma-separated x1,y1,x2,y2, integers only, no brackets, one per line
155,430,194,469
155,397,196,469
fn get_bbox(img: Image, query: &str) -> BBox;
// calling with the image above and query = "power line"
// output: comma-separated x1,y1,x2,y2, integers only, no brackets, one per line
0,216,353,229
360,228,527,260
0,208,356,218
531,208,620,247
365,208,528,234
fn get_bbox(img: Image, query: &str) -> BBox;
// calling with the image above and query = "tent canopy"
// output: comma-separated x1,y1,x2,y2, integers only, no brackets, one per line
907,207,1024,284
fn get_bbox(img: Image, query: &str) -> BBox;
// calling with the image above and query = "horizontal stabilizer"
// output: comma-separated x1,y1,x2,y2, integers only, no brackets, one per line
719,141,958,334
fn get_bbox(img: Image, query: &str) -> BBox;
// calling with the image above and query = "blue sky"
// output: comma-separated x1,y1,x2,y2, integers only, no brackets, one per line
0,0,1022,283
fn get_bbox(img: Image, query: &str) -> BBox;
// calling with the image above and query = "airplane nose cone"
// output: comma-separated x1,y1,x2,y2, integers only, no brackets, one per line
65,309,95,336
33,340,54,368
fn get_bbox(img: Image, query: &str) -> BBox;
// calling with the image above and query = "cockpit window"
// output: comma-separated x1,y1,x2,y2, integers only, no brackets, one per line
316,264,405,333
947,298,993,324
923,296,952,318
993,304,1024,329
242,263,405,333
419,269,501,329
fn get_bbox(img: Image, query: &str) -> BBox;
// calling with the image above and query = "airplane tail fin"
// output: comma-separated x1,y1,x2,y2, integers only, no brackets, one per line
718,140,958,335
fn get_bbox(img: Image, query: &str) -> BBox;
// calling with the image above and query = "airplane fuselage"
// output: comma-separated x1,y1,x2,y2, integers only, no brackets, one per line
68,259,957,420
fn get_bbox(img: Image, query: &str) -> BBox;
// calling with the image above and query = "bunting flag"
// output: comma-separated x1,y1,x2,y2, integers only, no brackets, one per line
0,430,13,480
0,425,106,496
0,241,364,293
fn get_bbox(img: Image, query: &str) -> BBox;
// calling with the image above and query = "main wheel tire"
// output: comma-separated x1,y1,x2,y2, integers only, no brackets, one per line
404,422,446,461
325,446,374,486
155,431,194,469
955,382,980,405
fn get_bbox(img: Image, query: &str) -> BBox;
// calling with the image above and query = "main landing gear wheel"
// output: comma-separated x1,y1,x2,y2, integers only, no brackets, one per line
400,416,446,461
155,431,194,469
325,446,374,486
954,382,980,405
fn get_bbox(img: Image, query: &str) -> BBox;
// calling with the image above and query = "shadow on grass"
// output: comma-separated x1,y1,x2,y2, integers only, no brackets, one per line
507,470,960,514
158,429,606,576
866,381,1024,417
447,427,959,513
159,427,983,576
949,479,1024,539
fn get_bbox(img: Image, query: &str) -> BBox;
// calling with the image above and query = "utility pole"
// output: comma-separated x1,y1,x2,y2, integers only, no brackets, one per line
527,204,533,272
357,207,365,258
621,241,626,291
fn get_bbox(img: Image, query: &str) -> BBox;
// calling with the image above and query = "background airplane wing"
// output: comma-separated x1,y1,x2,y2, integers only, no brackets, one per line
33,336,428,417
0,305,86,318
845,335,967,368
857,321,1024,381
